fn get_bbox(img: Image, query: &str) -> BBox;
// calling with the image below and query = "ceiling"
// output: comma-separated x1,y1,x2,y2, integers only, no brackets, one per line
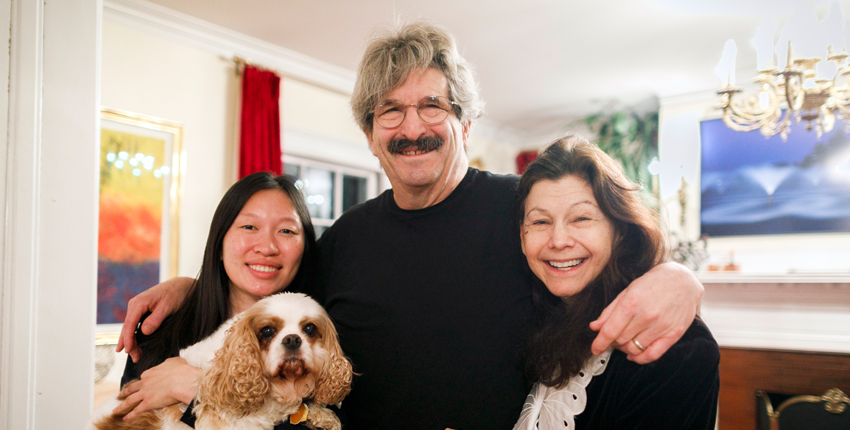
146,0,848,141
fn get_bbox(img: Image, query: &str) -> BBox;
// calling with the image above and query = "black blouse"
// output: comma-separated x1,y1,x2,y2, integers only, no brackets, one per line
576,318,720,429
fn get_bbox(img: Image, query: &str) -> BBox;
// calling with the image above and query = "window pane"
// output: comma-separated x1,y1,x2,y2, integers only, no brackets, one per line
284,162,301,179
303,167,334,219
313,225,328,238
343,174,368,213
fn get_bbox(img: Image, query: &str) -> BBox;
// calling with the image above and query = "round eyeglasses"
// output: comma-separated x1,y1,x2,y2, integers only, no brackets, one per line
373,96,459,129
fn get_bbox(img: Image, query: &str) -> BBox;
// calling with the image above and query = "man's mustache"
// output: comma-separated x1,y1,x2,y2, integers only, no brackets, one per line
387,135,444,155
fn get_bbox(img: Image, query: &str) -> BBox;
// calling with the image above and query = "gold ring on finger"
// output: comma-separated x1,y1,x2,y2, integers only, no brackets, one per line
632,338,646,351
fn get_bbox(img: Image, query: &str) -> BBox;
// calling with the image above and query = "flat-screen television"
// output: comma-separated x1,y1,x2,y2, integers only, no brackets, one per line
699,117,850,236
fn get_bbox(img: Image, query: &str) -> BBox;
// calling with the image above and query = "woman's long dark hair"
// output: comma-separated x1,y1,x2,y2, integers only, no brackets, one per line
135,172,317,373
516,134,668,388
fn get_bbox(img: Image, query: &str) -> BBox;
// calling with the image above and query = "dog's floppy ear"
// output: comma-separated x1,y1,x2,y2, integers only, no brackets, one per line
197,309,270,416
312,312,353,406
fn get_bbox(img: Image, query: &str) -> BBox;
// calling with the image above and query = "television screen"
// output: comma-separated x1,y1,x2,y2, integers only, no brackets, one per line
699,117,850,236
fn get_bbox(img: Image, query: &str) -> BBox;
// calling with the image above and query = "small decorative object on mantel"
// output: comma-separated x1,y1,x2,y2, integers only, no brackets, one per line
715,3,850,140
670,234,708,271
724,250,740,272
706,249,740,272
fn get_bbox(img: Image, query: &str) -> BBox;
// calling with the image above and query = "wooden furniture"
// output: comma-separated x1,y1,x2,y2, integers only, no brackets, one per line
718,348,850,429
756,388,850,430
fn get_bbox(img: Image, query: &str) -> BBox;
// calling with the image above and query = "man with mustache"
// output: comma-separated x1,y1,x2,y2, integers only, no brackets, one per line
119,22,704,430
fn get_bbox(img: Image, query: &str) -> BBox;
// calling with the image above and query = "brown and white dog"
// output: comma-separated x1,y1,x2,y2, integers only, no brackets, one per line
89,292,352,430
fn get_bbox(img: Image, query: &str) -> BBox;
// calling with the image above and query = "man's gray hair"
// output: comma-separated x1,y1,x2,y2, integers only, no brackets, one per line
351,21,484,133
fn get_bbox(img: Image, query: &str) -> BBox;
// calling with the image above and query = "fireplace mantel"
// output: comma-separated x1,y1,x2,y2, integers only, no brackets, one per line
698,272,850,284
699,277,850,354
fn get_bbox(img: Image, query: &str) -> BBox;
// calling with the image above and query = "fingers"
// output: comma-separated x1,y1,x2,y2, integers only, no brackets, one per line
117,380,141,401
124,399,154,421
590,290,666,356
112,390,142,417
589,294,650,355
119,295,148,360
625,335,677,364
605,305,687,364
140,306,167,336
113,379,155,421
589,295,619,332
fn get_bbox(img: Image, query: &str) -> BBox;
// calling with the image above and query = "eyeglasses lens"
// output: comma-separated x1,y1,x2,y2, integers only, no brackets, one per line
375,96,452,128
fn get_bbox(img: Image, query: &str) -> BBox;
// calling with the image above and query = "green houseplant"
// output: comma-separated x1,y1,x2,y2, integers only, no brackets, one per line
583,110,659,202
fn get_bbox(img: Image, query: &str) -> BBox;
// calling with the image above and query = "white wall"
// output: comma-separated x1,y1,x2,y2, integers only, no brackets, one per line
467,124,522,175
282,78,363,144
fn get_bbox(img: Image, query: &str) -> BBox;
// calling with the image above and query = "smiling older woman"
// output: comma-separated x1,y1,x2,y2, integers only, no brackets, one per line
513,134,720,430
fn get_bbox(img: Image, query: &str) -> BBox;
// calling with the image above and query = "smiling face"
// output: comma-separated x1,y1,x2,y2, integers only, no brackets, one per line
521,176,616,298
222,189,305,315
365,68,470,207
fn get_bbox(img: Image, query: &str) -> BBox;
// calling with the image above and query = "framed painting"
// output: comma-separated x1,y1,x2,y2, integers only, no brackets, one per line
96,108,184,340
700,117,850,236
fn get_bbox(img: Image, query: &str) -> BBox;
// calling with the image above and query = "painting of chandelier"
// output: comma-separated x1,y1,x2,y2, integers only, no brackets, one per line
716,3,850,141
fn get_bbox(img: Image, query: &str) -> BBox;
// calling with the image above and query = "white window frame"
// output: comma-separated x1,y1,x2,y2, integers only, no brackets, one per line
283,154,382,230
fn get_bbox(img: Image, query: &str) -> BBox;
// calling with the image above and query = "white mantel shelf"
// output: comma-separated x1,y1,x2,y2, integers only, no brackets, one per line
697,272,850,284
697,272,850,354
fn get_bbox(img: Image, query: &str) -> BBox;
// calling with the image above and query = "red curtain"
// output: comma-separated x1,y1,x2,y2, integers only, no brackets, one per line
516,150,538,174
239,65,282,178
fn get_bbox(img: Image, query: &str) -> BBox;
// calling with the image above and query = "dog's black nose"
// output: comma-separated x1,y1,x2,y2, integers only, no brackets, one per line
283,334,301,350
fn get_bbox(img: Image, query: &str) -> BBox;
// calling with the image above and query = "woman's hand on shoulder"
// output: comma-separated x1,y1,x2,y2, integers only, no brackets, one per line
588,262,703,364
116,277,195,362
113,357,200,421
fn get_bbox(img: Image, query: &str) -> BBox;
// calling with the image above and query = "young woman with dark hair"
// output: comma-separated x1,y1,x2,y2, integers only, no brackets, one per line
114,172,317,427
513,134,719,430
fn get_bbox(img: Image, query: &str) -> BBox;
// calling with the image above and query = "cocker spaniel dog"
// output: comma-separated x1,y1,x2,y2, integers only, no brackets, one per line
89,292,353,430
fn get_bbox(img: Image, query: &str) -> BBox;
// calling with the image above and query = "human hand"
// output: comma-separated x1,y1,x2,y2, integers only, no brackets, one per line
589,262,703,364
112,357,200,421
116,277,194,362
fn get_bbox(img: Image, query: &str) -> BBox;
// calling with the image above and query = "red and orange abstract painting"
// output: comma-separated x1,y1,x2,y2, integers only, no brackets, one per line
97,128,167,325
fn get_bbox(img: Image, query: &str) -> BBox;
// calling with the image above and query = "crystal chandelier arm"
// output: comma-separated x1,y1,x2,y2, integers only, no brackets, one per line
718,73,791,138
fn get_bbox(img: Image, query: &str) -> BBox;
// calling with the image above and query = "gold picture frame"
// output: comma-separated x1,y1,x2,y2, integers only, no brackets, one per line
96,108,184,344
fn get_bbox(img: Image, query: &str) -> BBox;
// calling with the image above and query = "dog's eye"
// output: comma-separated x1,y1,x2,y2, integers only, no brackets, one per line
302,323,317,337
259,326,277,340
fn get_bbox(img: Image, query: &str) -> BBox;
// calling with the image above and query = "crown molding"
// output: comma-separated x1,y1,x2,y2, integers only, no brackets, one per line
103,0,356,94
101,0,527,146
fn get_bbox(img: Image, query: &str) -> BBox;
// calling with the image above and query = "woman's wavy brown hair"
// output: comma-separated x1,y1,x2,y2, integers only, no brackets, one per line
516,133,668,388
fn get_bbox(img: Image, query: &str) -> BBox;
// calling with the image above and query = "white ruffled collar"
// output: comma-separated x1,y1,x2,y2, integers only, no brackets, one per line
513,349,613,430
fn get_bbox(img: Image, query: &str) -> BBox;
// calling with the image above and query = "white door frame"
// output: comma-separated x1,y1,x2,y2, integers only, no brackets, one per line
1,1,101,428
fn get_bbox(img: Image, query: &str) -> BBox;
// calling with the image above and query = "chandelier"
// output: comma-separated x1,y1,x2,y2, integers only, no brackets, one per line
716,3,850,141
